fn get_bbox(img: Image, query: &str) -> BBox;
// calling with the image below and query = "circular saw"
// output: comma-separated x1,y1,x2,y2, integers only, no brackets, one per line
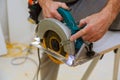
32,8,96,66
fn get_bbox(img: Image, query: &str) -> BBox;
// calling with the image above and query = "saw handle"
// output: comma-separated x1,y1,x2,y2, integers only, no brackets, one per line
57,7,79,34
57,7,84,50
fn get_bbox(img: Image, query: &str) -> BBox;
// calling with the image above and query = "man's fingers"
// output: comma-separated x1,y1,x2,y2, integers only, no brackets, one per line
58,2,70,10
51,2,69,20
79,19,87,28
60,3,70,10
70,28,88,41
70,19,87,42
53,10,63,20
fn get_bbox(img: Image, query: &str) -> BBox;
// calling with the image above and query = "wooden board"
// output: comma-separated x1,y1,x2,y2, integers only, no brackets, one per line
93,31,120,54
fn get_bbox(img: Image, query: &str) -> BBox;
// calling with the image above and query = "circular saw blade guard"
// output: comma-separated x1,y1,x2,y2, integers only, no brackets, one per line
36,18,75,56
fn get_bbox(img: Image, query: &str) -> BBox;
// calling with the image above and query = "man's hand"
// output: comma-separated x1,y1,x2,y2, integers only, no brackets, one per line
70,11,113,42
70,0,120,42
38,0,69,20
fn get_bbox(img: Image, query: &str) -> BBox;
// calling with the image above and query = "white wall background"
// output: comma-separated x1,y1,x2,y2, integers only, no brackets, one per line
0,0,9,41
0,23,7,55
0,0,35,55
7,0,35,44
0,0,8,55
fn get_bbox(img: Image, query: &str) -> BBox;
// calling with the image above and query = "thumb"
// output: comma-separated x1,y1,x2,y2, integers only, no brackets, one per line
79,18,87,28
59,3,70,10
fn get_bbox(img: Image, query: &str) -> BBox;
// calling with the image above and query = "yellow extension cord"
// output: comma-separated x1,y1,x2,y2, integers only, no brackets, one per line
3,42,36,57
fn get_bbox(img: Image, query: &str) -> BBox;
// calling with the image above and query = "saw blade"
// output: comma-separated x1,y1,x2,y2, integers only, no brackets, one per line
43,31,68,64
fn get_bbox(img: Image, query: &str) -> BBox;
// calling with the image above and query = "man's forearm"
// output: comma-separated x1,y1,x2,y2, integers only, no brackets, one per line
108,0,120,13
104,0,120,19
38,0,46,7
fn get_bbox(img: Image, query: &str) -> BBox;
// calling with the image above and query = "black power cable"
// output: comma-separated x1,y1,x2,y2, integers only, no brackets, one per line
36,48,41,80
